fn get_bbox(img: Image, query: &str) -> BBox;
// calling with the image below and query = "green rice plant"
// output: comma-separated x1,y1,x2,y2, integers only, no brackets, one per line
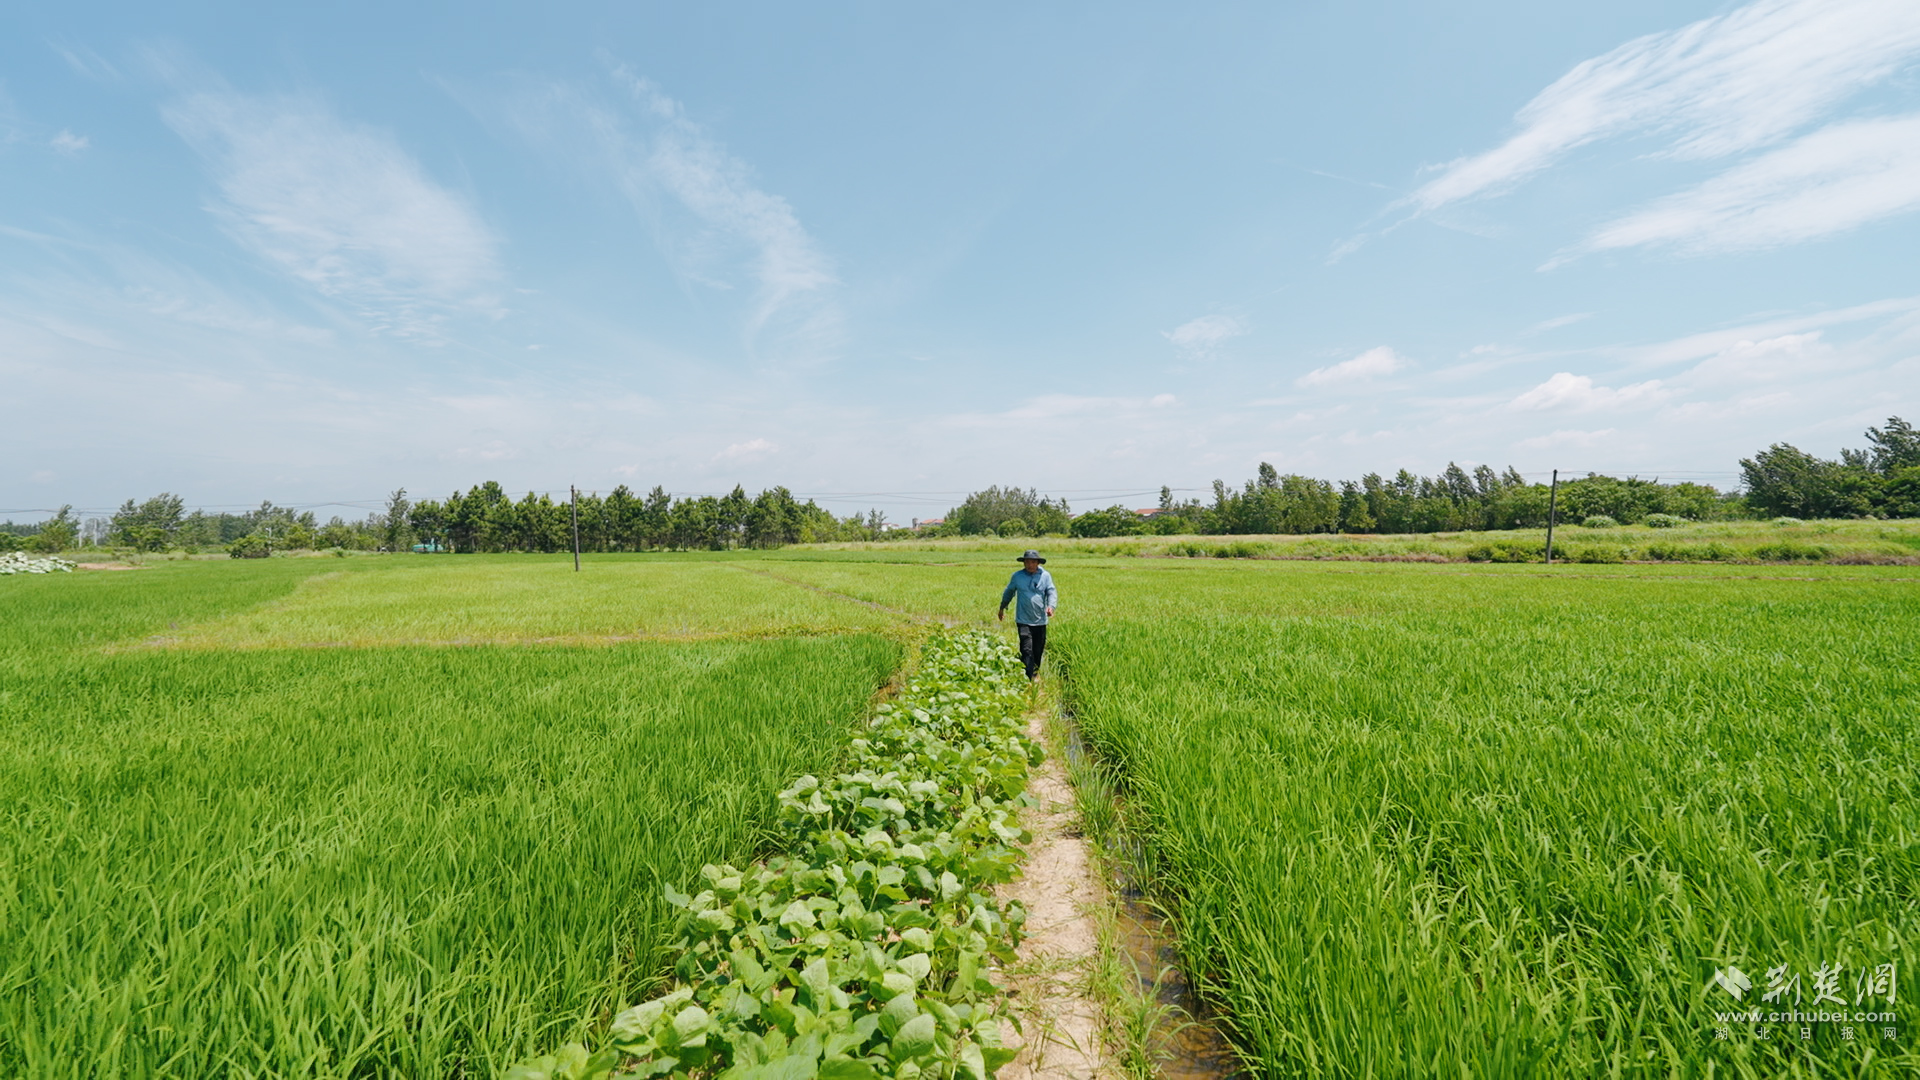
163,554,903,648
0,561,900,1077
1053,568,1920,1077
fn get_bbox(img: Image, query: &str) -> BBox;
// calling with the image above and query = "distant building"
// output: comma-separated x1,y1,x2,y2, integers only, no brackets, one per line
912,517,946,530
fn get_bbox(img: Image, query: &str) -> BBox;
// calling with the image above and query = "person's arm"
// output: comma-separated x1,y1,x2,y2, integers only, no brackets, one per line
999,577,1016,621
1043,574,1057,617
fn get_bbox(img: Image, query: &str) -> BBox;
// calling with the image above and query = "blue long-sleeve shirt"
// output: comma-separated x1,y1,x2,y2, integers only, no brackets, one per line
1000,568,1057,625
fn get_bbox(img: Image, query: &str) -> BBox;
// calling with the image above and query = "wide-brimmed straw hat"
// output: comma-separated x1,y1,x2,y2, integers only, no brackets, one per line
1017,550,1046,563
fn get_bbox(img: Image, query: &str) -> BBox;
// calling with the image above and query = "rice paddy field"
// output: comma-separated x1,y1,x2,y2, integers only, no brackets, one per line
4,548,1916,1077
764,550,1920,1077
0,558,899,1076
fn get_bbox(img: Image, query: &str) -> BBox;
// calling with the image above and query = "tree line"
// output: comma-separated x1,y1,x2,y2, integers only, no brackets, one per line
5,416,1912,555
1738,417,1920,519
927,416,1916,538
931,467,1737,539
0,484,891,555
408,483,887,553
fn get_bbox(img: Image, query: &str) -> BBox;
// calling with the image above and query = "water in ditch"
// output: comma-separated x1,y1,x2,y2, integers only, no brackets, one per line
1060,721,1249,1080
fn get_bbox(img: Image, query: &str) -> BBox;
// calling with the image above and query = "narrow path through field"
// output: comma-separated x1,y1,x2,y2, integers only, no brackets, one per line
1000,705,1115,1080
735,565,939,622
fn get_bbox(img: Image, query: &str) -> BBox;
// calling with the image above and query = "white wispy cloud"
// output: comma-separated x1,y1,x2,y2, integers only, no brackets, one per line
162,90,502,341
50,41,121,81
1531,312,1592,331
1577,113,1920,256
1163,314,1246,358
1516,428,1617,450
512,68,841,361
1404,0,1920,214
1509,372,1666,411
716,437,777,462
50,130,89,153
1298,345,1407,387
1678,331,1833,386
943,393,1177,429
1614,296,1920,370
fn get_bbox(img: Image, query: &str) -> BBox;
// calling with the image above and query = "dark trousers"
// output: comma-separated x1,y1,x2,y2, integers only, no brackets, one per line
1017,622,1048,679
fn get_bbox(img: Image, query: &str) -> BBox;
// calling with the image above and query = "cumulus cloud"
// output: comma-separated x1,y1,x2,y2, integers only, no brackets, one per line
1509,372,1666,411
162,90,501,340
1163,314,1246,358
1297,346,1408,387
1578,113,1920,256
1405,0,1920,214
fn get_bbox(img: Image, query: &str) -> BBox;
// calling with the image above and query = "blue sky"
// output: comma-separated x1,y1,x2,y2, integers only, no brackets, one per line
5,0,1919,523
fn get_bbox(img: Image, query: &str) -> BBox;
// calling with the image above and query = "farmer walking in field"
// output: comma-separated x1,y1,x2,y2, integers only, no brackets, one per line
998,549,1057,681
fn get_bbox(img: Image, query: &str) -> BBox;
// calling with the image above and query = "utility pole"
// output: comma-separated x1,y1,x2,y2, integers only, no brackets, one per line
1544,469,1559,566
570,486,581,572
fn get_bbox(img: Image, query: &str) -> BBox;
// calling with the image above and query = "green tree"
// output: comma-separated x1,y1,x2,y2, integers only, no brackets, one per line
1882,465,1920,519
407,500,448,551
948,487,1069,536
25,506,78,553
1337,481,1375,532
1069,505,1144,538
1739,445,1873,518
111,493,186,549
381,488,413,552
1863,416,1920,474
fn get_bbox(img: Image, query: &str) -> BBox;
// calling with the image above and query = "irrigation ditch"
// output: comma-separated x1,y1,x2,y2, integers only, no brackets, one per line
1038,689,1249,1080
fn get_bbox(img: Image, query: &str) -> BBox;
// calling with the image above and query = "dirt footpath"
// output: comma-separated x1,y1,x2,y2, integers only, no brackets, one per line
999,708,1114,1079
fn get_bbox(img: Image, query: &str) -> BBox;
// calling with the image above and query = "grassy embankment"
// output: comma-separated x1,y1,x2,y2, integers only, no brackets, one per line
810,517,1920,564
760,553,1920,1076
0,557,904,1076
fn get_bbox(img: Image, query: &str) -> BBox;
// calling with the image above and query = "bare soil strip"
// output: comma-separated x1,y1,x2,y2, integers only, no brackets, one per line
999,707,1115,1080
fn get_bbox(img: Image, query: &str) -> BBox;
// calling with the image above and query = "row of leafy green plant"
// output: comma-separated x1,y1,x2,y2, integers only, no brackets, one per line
510,631,1043,1080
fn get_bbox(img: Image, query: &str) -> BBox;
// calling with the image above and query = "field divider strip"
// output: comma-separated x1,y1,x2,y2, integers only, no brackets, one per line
509,630,1043,1079
735,565,948,624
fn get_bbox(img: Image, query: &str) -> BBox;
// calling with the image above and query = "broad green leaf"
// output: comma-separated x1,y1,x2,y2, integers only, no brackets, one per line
879,991,918,1037
890,1014,938,1060
671,1004,711,1049
898,952,931,982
